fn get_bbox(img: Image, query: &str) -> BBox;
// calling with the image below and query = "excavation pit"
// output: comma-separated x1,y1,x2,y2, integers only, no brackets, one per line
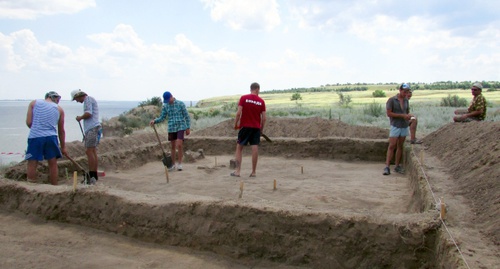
1,118,498,268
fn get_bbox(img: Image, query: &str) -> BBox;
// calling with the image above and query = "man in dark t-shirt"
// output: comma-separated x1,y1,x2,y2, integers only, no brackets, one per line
383,83,414,175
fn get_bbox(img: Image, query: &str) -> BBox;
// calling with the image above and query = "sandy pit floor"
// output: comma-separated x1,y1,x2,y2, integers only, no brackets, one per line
87,155,410,215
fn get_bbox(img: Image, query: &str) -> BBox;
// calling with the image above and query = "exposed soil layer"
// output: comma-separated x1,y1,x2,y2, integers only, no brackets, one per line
1,118,499,268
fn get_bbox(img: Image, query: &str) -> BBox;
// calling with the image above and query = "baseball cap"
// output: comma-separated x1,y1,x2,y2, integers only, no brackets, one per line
45,91,61,99
163,91,172,103
400,83,411,90
472,82,483,90
70,89,86,100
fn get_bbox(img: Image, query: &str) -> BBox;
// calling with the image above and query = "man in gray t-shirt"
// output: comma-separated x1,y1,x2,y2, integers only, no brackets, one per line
71,89,101,184
383,83,414,175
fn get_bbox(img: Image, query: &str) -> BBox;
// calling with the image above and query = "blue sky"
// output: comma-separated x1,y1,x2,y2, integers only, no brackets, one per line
0,0,499,101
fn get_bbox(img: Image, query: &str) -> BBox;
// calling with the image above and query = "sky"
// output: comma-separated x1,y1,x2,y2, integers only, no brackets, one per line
0,0,499,101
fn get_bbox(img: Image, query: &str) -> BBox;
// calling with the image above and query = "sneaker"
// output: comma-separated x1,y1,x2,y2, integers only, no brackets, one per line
383,167,390,175
410,139,423,144
168,164,176,171
82,177,97,185
394,165,404,174
177,164,183,171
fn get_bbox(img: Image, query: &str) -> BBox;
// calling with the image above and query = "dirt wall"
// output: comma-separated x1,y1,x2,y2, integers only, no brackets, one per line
185,137,388,162
0,181,439,268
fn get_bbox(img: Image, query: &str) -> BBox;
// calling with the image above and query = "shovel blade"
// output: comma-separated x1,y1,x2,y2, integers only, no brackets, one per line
162,154,173,168
261,133,272,142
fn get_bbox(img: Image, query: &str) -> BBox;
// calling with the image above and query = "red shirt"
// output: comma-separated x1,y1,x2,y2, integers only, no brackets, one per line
238,94,266,128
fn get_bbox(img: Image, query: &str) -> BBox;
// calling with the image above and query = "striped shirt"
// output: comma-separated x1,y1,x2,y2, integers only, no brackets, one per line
154,99,191,133
28,100,60,138
82,96,101,133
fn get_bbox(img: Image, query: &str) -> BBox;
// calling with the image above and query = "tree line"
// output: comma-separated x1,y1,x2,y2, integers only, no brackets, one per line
263,81,499,94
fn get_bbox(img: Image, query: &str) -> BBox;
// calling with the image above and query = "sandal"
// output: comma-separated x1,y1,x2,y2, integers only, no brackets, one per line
230,172,240,177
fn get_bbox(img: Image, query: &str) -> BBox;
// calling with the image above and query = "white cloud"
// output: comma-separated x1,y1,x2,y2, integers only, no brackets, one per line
260,49,344,72
289,0,356,30
0,1,498,101
201,0,280,31
0,29,75,72
87,24,146,58
0,24,249,100
0,0,96,19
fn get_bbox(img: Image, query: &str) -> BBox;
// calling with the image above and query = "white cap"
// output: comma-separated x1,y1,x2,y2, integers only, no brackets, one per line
70,89,86,100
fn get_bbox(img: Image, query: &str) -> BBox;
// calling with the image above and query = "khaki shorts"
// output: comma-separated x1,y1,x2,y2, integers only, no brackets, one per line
85,126,102,148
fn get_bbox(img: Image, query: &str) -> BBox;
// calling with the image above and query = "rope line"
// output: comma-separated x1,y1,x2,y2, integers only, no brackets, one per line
1,152,25,155
410,147,471,269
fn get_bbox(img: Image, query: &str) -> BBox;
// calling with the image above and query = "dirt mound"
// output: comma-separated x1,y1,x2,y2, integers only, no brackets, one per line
423,121,500,245
102,105,161,137
193,117,388,139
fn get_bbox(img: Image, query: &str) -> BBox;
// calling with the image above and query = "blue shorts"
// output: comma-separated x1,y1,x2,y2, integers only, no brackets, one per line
25,136,62,161
389,126,409,138
237,127,261,146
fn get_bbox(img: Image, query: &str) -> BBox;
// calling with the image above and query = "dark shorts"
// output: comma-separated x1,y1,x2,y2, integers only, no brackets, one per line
237,127,261,146
168,130,186,141
25,136,62,161
85,126,102,148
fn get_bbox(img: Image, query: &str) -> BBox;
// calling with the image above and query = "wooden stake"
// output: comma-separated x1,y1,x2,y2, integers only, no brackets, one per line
440,197,446,220
164,166,169,183
273,179,277,191
215,157,217,166
72,171,78,192
239,181,244,198
301,166,304,174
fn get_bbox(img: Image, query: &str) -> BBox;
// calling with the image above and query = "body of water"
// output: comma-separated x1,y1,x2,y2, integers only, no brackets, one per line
0,100,140,165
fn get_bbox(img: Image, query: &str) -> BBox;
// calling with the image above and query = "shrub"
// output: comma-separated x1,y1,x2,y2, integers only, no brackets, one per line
440,94,468,107
372,90,386,98
268,110,289,117
123,127,133,135
363,101,384,117
291,93,302,101
207,108,221,117
189,110,203,120
337,92,352,107
139,97,162,107
222,102,238,112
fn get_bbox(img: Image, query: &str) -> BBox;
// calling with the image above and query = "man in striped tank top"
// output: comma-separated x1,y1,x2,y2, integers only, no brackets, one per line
25,91,67,185
71,89,102,185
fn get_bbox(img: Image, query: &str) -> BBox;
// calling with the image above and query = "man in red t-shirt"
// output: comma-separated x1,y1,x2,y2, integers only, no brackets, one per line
230,82,267,177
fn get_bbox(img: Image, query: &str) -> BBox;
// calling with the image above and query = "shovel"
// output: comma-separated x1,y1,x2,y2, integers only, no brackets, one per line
78,121,85,142
152,124,172,182
261,133,272,142
64,154,91,184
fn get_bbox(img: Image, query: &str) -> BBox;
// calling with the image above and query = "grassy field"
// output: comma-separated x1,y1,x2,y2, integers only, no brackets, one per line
190,85,499,136
199,88,500,107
